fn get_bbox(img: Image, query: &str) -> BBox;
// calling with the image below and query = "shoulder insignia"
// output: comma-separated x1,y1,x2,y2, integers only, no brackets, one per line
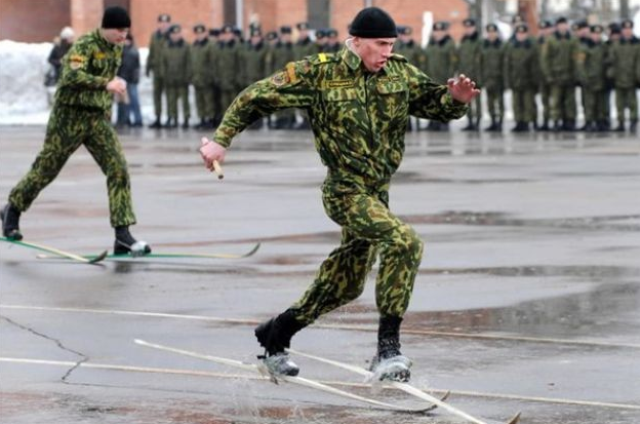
270,70,289,87
69,54,85,70
311,53,335,65
286,62,298,84
94,51,106,60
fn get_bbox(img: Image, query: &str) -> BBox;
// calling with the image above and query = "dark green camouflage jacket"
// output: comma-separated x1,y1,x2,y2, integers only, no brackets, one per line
214,47,467,184
56,29,121,112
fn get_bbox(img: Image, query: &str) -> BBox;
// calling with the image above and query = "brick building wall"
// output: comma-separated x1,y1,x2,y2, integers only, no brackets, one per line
0,0,469,46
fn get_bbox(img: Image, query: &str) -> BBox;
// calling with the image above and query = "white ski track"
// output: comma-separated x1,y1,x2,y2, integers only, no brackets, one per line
289,348,521,424
0,237,107,264
133,339,434,413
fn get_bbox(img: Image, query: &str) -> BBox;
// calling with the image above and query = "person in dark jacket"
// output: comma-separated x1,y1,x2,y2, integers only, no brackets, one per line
47,27,75,85
116,32,142,127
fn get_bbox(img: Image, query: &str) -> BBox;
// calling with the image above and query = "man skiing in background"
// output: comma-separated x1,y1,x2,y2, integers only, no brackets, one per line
199,7,479,382
1,6,151,256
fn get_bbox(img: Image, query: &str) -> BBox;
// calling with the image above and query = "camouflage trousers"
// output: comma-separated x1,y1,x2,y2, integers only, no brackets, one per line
8,105,136,228
290,177,424,325
166,84,190,121
152,74,165,118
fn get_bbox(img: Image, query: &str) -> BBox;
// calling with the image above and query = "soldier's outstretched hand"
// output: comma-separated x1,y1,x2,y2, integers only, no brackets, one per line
447,74,480,104
199,137,226,172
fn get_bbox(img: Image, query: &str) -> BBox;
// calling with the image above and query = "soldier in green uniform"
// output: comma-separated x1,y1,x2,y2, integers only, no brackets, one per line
294,22,316,58
394,26,427,131
216,25,241,119
603,23,622,130
576,25,608,132
271,26,296,129
207,28,223,127
191,24,214,129
458,19,482,131
480,23,506,132
315,29,328,53
241,27,268,129
610,20,639,132
505,24,538,132
199,7,478,381
426,21,458,131
1,7,151,255
162,24,191,129
575,20,591,130
325,28,342,53
541,17,579,131
536,20,554,131
147,14,171,128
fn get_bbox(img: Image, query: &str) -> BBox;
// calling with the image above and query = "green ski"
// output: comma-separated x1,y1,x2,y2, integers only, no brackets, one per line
1,237,107,264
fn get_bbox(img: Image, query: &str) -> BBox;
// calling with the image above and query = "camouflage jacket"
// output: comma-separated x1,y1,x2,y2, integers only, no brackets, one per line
56,29,122,112
214,47,467,184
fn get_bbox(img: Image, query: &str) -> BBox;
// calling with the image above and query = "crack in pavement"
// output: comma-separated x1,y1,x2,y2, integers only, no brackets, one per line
0,314,88,383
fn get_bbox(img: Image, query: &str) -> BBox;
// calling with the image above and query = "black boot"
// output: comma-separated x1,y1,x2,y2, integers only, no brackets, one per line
484,118,497,132
182,117,190,129
553,120,563,132
630,120,637,133
148,118,162,129
563,120,576,132
194,118,205,130
369,316,412,382
538,120,549,131
255,309,306,376
114,226,151,256
1,203,23,240
461,116,474,131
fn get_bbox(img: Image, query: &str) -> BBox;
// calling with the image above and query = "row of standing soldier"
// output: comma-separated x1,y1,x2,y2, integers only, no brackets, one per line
146,14,640,133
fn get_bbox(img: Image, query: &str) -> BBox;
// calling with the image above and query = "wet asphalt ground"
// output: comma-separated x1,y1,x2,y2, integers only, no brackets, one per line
0,122,639,424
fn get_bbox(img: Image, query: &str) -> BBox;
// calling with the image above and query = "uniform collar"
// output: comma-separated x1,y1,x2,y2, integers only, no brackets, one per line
341,43,388,76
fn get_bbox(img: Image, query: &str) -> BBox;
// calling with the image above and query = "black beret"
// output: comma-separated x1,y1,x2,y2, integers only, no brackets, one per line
158,14,171,23
101,6,131,29
349,7,397,38
280,25,292,34
463,18,476,27
193,24,206,33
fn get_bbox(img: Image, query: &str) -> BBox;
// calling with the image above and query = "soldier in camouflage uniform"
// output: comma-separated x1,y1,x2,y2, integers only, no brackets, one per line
1,7,151,255
162,25,191,129
457,18,483,131
199,7,478,381
536,20,554,131
191,24,214,129
576,25,608,132
610,20,639,132
147,14,171,129
505,24,538,132
480,23,505,132
426,21,458,131
541,17,579,131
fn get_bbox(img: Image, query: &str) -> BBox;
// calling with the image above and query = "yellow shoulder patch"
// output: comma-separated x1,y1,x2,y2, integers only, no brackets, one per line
286,62,298,84
69,54,85,70
94,51,106,60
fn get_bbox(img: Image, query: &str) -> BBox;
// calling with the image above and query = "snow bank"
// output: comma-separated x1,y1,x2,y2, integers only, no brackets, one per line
0,40,154,125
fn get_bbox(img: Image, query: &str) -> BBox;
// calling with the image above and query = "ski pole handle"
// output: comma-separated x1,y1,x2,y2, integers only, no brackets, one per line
212,160,224,179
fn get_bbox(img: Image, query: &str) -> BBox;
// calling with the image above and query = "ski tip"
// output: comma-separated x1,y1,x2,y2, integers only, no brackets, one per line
133,339,148,346
440,390,451,402
507,411,522,424
89,250,109,264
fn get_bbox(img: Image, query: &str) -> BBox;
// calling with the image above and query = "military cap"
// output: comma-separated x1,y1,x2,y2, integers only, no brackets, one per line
556,17,568,25
575,19,589,29
486,23,499,32
463,18,476,27
398,25,413,35
590,24,604,34
221,24,234,34
297,22,309,31
327,28,338,37
609,23,622,35
158,14,171,23
539,20,553,29
209,28,220,37
169,24,181,34
433,21,449,31
280,25,292,34
316,28,327,39
193,24,206,33
515,24,528,33
265,31,278,41
621,19,634,29
232,27,242,37
250,27,262,37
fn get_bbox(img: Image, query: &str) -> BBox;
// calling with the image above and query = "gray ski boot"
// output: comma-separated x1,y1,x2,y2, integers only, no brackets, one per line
114,226,151,256
369,316,412,382
255,309,306,377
